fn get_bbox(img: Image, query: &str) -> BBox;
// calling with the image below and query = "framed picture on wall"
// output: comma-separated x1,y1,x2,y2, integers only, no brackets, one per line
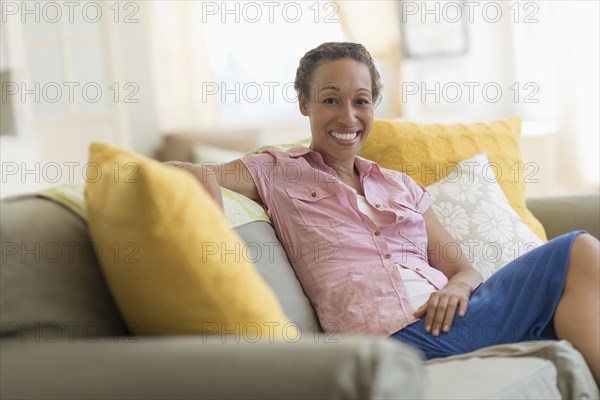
399,0,469,58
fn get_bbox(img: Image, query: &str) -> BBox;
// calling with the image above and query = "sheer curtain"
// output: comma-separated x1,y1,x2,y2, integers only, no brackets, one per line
148,1,219,132
336,1,403,117
512,1,599,188
551,1,599,187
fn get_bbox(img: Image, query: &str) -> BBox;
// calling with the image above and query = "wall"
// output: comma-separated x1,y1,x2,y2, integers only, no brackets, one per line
1,0,598,198
0,1,161,198
398,1,598,197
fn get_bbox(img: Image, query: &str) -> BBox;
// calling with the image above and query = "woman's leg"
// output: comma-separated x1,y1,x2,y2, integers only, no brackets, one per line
554,233,600,385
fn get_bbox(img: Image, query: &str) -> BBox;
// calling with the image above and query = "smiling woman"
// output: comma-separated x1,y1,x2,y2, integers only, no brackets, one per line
296,58,376,180
167,42,600,385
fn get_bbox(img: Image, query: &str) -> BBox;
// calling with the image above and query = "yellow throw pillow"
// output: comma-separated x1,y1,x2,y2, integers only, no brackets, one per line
84,142,295,338
359,116,547,241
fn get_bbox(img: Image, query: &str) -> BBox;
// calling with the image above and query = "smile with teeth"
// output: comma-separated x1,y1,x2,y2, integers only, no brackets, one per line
329,131,359,141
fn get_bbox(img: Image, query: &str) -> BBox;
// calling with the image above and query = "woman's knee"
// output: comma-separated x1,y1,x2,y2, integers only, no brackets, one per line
567,233,600,281
571,233,599,257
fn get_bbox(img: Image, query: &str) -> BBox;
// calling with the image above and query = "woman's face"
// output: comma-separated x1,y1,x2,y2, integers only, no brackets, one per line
300,59,374,161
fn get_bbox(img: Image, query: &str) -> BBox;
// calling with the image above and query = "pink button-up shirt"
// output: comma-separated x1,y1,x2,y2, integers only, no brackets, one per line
241,147,449,335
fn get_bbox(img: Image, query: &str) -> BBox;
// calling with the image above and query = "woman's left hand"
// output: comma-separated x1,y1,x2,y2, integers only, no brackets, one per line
413,281,473,336
418,209,483,336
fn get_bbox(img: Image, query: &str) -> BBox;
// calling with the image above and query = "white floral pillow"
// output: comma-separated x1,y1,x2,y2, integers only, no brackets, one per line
427,153,543,280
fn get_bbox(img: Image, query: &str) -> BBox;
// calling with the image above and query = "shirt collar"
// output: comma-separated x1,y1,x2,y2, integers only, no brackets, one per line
286,146,384,179
286,146,313,158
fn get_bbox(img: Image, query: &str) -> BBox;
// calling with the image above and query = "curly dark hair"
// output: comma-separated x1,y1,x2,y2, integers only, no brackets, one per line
294,42,383,106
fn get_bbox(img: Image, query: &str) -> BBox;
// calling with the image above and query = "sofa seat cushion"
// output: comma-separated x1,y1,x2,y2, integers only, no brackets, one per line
424,340,598,399
424,357,560,399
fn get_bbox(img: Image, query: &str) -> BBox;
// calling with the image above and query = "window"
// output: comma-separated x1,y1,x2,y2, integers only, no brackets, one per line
150,1,345,130
20,1,110,115
203,2,345,127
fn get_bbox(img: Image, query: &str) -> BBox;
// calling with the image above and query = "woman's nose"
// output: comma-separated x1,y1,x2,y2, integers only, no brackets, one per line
338,102,357,124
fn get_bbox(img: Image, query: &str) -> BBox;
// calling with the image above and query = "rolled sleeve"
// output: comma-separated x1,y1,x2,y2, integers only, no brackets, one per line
414,185,432,214
388,171,432,214
239,153,276,213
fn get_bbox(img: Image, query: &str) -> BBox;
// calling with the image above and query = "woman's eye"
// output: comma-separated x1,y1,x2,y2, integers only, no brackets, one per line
323,98,336,104
356,98,371,105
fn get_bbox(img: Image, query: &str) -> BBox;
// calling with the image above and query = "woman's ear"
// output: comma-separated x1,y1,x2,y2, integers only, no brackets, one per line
298,94,309,116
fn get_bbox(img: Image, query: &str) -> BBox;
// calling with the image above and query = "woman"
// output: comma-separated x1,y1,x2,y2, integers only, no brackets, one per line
168,42,599,384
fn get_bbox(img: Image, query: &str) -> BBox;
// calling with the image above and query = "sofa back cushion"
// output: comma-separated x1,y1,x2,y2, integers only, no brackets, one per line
235,221,321,333
0,196,129,340
1,196,321,339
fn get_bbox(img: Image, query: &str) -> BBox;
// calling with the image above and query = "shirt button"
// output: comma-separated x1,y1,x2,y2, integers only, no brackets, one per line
374,231,380,236
399,216,404,220
416,267,421,272
384,254,391,259
375,203,381,208
311,192,317,197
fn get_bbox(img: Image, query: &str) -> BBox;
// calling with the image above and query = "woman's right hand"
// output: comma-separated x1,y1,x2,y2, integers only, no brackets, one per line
163,161,224,208
163,159,262,208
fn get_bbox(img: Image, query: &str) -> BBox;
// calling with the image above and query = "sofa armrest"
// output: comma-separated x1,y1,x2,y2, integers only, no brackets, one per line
526,194,599,240
154,131,261,162
0,336,423,400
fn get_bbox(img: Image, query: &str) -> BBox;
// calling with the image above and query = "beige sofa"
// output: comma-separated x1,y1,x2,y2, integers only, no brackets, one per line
1,182,599,399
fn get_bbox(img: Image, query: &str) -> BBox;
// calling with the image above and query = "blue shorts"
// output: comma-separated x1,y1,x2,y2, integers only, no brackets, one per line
390,230,586,359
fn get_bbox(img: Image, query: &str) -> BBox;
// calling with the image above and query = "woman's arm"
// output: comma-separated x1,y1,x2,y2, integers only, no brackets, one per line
163,159,261,208
414,208,484,336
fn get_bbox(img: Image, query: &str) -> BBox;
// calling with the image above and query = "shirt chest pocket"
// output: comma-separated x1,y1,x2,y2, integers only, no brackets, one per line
285,186,346,227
